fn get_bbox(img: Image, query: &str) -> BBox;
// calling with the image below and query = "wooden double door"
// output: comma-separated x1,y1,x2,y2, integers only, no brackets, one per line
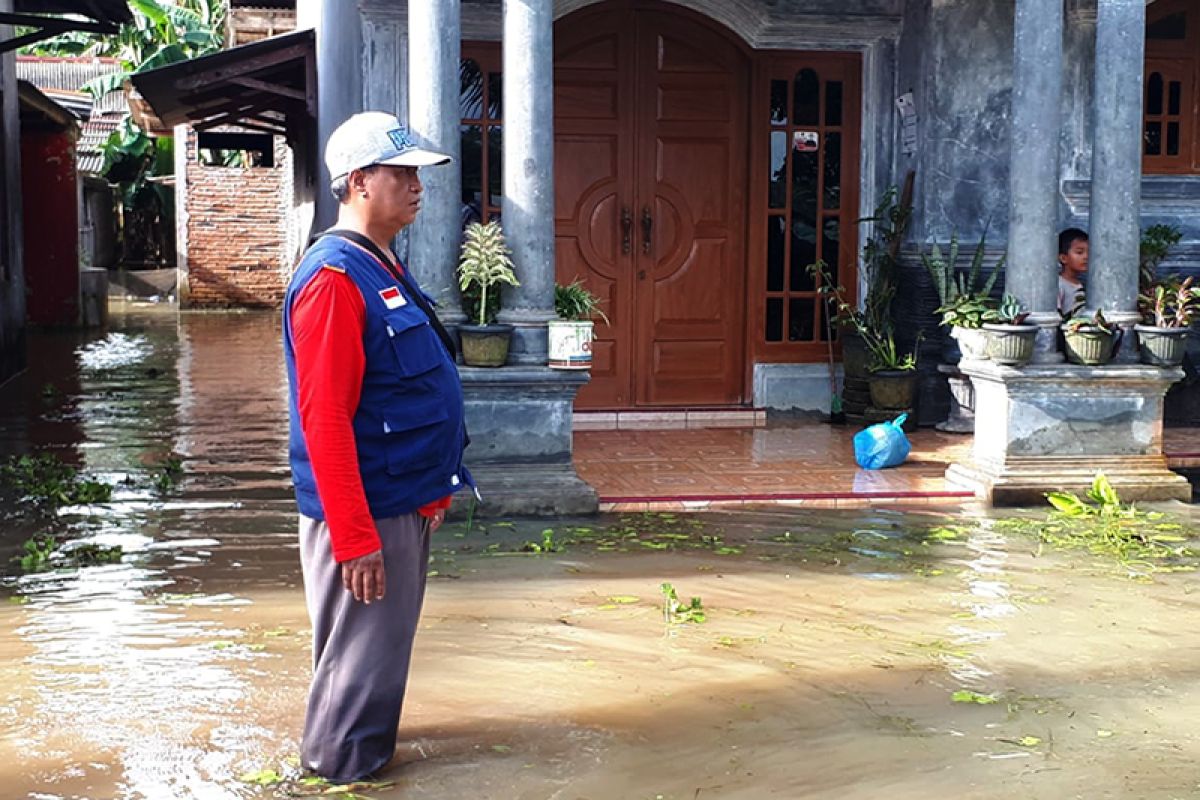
554,2,749,408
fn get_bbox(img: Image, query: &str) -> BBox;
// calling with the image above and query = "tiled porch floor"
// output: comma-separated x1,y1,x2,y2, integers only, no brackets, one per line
573,421,1200,512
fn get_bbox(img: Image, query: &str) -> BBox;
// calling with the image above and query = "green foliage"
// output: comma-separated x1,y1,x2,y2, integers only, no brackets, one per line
807,257,918,373
0,454,112,508
24,0,226,264
661,582,706,624
982,294,1030,325
920,231,1005,328
951,690,999,705
1141,275,1200,328
13,536,123,573
1062,307,1116,336
858,186,912,339
18,535,56,573
152,454,185,494
521,528,561,553
1139,223,1183,290
69,543,125,567
458,221,520,326
554,279,609,324
994,472,1198,573
865,331,918,372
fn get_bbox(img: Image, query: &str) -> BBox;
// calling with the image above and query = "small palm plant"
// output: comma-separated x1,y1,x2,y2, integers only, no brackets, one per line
458,221,519,326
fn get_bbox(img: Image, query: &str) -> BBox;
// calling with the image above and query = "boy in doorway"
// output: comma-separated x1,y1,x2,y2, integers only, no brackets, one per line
1057,227,1088,315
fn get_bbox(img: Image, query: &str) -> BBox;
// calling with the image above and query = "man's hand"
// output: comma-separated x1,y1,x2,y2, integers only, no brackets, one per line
341,548,385,604
428,508,446,534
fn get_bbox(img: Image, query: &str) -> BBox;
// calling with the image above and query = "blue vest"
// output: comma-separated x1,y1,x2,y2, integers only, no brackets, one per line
283,236,472,520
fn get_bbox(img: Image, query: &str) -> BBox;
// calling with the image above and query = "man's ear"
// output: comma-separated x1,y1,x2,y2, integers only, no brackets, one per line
348,168,370,196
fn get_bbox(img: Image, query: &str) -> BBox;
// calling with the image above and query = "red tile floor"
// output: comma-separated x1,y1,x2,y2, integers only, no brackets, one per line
572,418,1200,513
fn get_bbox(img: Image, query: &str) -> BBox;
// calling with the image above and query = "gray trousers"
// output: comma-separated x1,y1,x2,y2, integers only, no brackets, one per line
298,512,431,783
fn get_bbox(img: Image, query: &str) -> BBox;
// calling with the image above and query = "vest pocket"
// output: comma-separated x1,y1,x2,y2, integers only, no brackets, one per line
384,309,446,377
382,400,450,475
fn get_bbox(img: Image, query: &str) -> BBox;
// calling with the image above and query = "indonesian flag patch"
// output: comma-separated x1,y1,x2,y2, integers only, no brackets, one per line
379,285,407,309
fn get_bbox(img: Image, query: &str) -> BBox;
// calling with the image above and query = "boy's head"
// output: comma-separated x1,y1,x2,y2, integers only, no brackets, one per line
1058,227,1089,281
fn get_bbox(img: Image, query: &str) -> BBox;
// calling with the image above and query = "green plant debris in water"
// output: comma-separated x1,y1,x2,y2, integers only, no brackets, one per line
238,761,394,798
0,454,113,509
952,690,1000,705
661,582,706,624
12,536,123,573
994,473,1198,574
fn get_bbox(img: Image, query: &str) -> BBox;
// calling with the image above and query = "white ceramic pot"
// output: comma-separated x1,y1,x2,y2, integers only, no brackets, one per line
548,320,594,369
951,325,990,361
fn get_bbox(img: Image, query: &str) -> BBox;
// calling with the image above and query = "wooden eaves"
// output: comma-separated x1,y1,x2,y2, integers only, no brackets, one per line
0,0,133,53
128,29,315,144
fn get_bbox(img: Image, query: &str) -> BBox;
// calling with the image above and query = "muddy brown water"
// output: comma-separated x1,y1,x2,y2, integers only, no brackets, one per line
2,304,1200,800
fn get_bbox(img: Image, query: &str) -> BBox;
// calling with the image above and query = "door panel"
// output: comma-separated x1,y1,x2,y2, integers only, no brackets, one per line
635,13,747,406
554,13,636,406
555,3,748,408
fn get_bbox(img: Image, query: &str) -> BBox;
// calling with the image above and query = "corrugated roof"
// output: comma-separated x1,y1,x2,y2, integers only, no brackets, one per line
15,56,126,114
16,57,127,178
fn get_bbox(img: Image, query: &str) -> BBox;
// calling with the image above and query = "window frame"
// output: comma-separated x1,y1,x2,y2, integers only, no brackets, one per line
1144,0,1200,174
746,52,861,363
460,41,503,223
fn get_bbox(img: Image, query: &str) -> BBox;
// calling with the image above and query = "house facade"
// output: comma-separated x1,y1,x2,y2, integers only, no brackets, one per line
299,0,1198,415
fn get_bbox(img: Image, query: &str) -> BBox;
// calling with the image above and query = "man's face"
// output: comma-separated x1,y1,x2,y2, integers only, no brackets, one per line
361,165,423,230
1059,239,1088,279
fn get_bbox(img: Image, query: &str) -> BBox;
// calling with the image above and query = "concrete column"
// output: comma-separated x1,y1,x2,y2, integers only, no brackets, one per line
1088,0,1145,357
1006,0,1064,363
296,0,362,231
498,0,556,365
407,0,464,321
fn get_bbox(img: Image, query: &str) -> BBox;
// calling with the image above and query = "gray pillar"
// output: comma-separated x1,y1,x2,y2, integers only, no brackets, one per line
407,0,465,321
297,0,362,231
498,0,556,365
1088,0,1145,354
1006,0,1064,363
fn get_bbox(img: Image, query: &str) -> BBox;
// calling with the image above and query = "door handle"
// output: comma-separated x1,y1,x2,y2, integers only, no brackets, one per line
621,206,632,255
641,207,652,255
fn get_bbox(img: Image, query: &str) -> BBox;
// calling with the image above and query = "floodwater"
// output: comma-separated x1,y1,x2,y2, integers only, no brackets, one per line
2,305,1200,800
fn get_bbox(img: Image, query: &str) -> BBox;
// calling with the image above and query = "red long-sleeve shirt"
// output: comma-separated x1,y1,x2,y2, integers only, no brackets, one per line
291,260,451,563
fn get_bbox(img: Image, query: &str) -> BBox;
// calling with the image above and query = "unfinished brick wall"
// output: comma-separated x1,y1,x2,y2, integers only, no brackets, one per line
183,129,292,308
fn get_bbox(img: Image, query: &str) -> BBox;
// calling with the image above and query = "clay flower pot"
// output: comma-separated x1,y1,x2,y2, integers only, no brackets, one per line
1061,324,1119,366
950,326,989,361
1134,325,1189,367
982,323,1037,366
868,369,918,411
459,323,513,367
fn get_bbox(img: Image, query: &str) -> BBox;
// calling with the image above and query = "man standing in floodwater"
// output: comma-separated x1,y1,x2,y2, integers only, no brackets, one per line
282,111,474,783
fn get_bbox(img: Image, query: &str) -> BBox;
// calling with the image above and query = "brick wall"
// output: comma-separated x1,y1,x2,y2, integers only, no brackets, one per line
183,129,292,308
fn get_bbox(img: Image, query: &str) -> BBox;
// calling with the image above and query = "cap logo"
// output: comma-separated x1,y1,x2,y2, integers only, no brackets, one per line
387,128,414,153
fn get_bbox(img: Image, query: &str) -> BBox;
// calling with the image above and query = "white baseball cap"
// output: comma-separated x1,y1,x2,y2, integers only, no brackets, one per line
324,111,451,180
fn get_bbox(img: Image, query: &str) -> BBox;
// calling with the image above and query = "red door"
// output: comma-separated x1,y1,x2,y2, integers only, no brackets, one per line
555,2,749,408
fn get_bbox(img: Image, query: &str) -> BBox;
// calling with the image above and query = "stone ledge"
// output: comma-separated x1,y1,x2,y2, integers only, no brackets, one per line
947,457,1192,505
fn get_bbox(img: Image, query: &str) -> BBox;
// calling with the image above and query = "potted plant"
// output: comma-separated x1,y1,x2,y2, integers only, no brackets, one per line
982,294,1038,366
921,233,1004,362
457,220,520,367
1134,275,1200,367
863,328,920,411
549,279,609,370
1062,308,1121,366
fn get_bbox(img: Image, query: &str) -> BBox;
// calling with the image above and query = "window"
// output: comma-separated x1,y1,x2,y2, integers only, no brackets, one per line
196,132,277,168
460,43,502,226
1144,0,1199,174
751,55,861,360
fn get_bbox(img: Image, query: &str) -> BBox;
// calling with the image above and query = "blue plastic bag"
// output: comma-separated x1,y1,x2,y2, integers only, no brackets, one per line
853,414,912,470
